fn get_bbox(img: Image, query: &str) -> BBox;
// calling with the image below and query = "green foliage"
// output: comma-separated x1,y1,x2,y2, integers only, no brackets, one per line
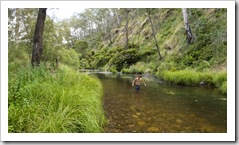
79,58,91,69
157,56,180,72
8,42,32,75
8,8,38,44
158,70,201,85
42,17,63,63
108,48,141,71
72,8,227,86
122,61,151,74
179,8,226,67
212,72,227,87
157,70,227,93
219,81,227,94
109,66,117,73
91,47,143,71
8,65,106,133
57,48,80,69
92,47,111,68
150,8,227,72
9,8,227,97
73,40,88,54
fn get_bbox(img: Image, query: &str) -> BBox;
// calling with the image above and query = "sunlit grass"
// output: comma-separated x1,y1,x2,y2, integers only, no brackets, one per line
157,69,227,94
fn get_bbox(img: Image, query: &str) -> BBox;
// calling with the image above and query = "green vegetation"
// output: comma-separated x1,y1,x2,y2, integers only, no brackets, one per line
122,61,152,74
157,70,227,94
8,64,106,133
8,8,227,132
76,8,227,94
8,9,108,133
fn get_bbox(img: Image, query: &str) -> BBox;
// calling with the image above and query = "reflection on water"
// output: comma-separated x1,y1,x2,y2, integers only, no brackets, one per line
92,73,227,133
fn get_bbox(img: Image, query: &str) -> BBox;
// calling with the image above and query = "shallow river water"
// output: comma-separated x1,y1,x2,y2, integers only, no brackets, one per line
92,72,227,133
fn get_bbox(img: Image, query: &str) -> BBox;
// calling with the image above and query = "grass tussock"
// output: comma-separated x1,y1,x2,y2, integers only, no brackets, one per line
8,64,106,133
157,69,227,94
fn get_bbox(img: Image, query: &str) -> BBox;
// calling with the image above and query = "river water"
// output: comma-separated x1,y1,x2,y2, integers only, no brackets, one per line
91,72,227,133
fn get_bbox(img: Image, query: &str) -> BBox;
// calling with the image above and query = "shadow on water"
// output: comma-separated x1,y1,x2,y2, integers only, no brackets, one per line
91,72,227,133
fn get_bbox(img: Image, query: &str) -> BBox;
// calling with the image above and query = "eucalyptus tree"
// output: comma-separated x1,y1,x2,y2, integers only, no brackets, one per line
121,8,131,49
145,8,162,60
110,8,121,26
8,8,39,64
92,8,115,39
104,8,117,43
91,8,107,34
70,14,87,40
42,16,63,64
31,8,47,67
182,8,193,44
8,8,38,49
57,19,72,46
83,9,96,35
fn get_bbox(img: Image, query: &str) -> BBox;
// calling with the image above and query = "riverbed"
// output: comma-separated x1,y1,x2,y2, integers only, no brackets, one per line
91,72,227,133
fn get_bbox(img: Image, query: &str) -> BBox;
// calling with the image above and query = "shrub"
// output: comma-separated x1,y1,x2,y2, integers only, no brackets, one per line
121,61,149,74
57,48,79,69
108,48,141,71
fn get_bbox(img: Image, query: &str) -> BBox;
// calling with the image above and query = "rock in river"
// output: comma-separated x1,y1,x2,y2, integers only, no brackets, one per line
138,121,146,126
176,119,183,124
136,112,141,116
147,127,159,132
132,115,138,118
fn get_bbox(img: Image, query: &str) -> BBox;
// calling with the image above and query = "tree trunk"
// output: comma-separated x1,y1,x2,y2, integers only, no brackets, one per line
182,8,193,44
56,58,59,68
147,10,162,61
114,9,120,26
124,9,129,49
31,8,47,67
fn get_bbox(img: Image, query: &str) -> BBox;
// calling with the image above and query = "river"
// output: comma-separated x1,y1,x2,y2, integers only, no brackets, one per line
91,72,227,133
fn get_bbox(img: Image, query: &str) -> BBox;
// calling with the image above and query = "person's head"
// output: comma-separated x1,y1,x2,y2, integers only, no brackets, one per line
138,75,142,78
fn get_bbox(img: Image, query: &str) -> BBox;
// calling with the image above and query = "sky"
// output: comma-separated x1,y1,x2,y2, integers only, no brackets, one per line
47,8,85,20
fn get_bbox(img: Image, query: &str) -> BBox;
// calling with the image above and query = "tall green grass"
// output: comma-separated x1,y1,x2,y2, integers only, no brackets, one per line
8,64,106,133
157,70,227,94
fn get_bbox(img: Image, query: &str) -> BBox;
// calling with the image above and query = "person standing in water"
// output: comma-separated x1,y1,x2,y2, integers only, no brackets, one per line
132,75,146,91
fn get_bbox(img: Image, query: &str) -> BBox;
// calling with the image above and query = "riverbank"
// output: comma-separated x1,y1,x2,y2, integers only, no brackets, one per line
156,69,227,94
8,64,106,133
120,66,226,94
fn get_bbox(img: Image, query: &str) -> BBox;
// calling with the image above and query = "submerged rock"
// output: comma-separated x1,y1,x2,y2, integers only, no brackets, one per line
200,81,205,85
137,121,146,126
176,119,183,124
132,115,138,118
147,127,159,132
200,126,215,133
136,113,141,116
128,124,135,128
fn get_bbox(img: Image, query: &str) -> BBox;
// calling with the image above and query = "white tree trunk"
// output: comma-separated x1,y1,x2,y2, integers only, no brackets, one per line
115,9,120,25
182,8,188,25
182,8,193,44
